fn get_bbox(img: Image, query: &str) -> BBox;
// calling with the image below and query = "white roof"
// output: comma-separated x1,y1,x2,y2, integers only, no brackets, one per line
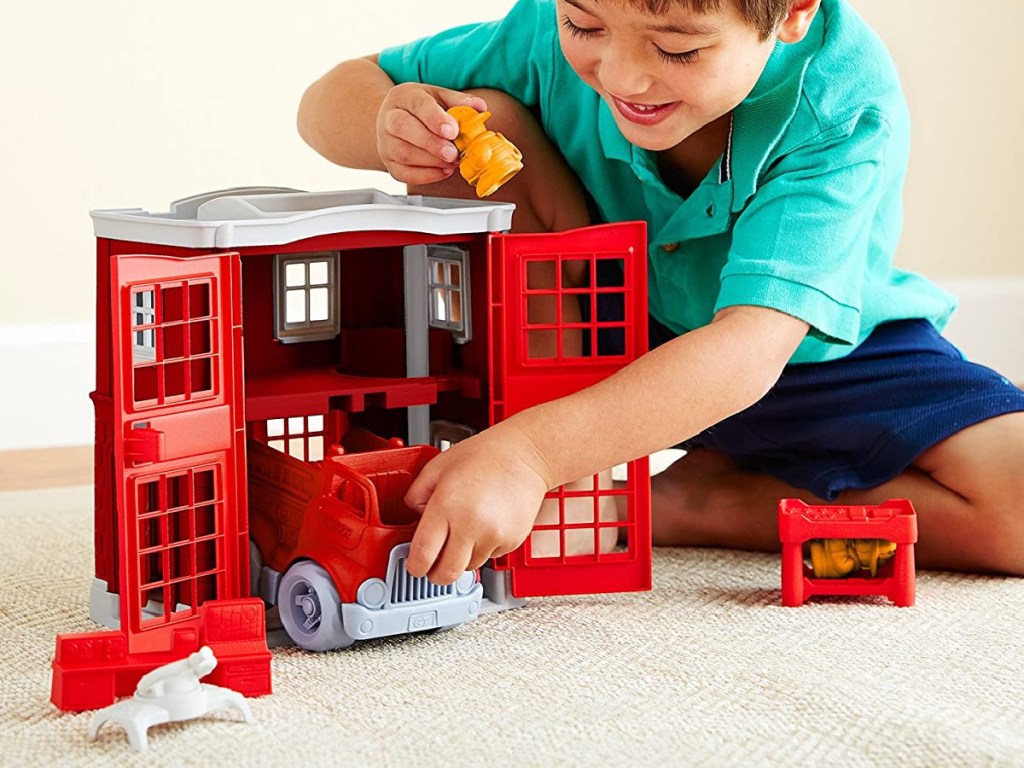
90,187,516,248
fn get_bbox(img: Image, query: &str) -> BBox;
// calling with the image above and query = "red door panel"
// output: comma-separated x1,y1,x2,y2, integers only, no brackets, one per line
488,223,652,597
110,253,248,653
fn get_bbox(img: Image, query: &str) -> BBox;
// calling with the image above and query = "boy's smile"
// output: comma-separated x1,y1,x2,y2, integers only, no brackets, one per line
610,96,680,126
556,0,780,152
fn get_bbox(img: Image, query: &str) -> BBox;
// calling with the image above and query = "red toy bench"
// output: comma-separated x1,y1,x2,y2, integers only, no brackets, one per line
778,499,918,607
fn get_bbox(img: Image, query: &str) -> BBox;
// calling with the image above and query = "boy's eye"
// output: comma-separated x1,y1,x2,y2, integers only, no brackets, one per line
655,47,700,65
561,15,599,39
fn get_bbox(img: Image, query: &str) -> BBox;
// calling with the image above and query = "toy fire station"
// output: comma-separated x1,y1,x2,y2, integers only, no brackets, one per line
50,185,655,711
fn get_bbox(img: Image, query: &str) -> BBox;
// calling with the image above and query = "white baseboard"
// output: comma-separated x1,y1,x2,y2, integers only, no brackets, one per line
936,276,1024,384
0,324,95,451
1,276,1022,451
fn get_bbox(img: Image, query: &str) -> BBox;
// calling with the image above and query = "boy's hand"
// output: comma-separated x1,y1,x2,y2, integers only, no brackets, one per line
403,423,551,585
376,83,487,186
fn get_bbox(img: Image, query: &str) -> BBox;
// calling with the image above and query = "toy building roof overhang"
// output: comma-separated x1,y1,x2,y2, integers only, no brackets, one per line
90,186,516,249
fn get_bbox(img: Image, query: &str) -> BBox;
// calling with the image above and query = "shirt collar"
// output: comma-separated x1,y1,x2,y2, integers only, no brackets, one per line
729,10,824,211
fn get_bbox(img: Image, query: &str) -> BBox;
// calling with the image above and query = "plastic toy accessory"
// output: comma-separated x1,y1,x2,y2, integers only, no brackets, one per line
447,106,524,197
778,499,917,607
88,646,253,752
809,538,897,578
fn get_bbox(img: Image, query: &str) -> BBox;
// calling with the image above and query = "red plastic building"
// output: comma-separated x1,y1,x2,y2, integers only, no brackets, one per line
778,499,918,607
51,187,654,711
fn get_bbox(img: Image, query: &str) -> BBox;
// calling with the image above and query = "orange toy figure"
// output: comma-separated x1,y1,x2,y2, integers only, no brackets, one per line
809,538,898,578
446,106,524,197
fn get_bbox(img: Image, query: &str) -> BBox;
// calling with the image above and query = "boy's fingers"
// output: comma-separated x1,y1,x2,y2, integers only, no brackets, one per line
428,533,475,586
489,542,518,559
406,512,449,578
401,462,438,518
386,134,459,168
401,89,461,142
411,86,487,141
382,112,460,164
468,542,500,571
389,164,459,187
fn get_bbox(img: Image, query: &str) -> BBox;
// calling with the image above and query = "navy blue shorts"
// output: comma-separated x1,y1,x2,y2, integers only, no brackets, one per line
645,318,1024,500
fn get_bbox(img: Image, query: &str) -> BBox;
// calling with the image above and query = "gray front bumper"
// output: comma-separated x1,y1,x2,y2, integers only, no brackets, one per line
341,584,483,640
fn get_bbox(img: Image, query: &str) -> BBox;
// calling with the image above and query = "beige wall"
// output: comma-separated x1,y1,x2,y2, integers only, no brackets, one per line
1,0,1021,326
853,0,1024,279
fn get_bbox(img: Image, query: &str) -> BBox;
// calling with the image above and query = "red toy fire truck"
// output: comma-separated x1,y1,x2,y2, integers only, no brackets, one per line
247,436,482,651
51,187,653,711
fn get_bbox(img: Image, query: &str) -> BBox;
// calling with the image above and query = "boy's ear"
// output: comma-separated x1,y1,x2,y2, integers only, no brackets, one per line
776,0,821,44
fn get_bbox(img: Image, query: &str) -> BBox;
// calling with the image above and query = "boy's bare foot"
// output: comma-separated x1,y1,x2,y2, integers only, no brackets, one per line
650,448,779,549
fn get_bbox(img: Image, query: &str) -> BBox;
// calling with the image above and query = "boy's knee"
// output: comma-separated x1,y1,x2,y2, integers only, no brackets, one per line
974,479,1024,575
967,505,1024,576
958,470,1024,574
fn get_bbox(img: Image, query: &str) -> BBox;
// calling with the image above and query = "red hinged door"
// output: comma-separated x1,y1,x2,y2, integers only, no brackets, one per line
488,223,652,597
110,253,249,653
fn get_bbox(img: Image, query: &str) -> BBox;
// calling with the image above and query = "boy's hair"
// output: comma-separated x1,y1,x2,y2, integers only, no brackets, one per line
628,0,792,40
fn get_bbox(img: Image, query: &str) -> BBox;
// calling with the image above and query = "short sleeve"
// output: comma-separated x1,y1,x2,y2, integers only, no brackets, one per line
377,0,556,111
716,109,894,345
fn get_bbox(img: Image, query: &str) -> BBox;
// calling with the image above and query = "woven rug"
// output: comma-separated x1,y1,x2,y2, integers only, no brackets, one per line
2,485,1022,767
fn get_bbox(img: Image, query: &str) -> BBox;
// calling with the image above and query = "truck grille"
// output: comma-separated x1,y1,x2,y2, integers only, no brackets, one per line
390,555,455,604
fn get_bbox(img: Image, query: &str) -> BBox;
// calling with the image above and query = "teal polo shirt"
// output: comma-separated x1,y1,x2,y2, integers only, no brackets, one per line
379,0,957,363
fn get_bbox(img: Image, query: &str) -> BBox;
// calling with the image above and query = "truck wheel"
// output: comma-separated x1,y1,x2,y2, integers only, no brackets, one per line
278,561,355,651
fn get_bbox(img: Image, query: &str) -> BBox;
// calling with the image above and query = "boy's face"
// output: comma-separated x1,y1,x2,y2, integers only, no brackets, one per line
556,0,779,151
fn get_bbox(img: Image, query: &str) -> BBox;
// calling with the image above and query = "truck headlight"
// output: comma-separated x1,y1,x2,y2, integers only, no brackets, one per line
356,578,387,610
455,571,476,596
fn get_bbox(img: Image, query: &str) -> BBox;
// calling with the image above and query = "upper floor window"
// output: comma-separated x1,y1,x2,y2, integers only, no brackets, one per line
426,246,471,343
273,252,341,344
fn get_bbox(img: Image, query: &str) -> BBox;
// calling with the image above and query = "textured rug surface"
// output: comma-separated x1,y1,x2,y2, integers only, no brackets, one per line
2,485,1023,767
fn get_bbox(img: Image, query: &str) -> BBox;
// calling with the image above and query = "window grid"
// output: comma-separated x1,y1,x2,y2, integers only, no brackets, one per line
428,260,461,329
133,290,156,362
526,473,634,563
135,466,225,627
265,414,328,462
522,253,629,362
130,281,217,406
426,246,471,343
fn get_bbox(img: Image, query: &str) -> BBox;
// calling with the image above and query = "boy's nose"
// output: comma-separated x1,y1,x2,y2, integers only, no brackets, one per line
598,56,656,102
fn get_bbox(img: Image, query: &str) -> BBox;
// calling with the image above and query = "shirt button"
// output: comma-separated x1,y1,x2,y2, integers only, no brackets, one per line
660,242,679,252
706,203,716,217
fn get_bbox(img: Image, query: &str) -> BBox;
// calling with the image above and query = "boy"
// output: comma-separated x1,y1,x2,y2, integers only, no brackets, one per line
297,0,1024,584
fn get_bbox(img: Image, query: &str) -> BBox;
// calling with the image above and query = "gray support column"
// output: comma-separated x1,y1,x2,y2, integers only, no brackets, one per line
403,245,431,445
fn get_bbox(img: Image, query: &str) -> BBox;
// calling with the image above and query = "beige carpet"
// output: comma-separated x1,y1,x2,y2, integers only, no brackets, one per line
2,485,1023,767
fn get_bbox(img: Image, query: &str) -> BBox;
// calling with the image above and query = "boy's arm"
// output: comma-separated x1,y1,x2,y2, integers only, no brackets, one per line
297,55,392,170
404,305,809,583
297,54,489,185
519,305,809,489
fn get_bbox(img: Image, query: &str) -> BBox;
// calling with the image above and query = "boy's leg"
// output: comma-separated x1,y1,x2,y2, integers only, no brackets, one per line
652,412,1024,575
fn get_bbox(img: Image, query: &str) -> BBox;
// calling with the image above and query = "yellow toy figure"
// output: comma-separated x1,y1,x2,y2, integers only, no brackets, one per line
809,538,898,578
446,106,523,198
